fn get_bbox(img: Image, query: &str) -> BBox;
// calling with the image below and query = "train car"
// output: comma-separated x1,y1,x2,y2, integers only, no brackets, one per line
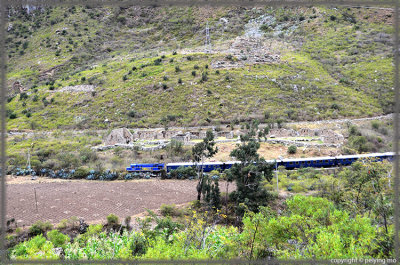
281,156,335,169
166,161,237,173
127,152,396,174
126,163,164,172
166,162,195,172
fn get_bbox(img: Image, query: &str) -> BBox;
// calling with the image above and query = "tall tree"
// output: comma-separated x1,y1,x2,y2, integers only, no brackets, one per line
226,121,274,217
192,130,218,201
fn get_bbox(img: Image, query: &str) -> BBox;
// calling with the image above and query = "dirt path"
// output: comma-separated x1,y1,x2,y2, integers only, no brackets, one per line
6,178,233,227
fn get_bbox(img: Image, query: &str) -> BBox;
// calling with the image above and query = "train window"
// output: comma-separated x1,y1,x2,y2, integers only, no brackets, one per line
307,161,311,164
289,162,294,165
295,162,299,165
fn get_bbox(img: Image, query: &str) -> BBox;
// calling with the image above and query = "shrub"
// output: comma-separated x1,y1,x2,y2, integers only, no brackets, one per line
106,214,119,225
288,145,297,154
191,71,196,77
79,148,98,163
170,166,196,180
201,72,208,82
160,204,183,217
178,78,182,84
10,235,58,259
175,66,181,72
172,51,177,55
154,58,162,65
19,92,28,100
128,110,136,118
371,121,380,130
9,112,17,119
29,221,53,236
47,229,70,249
72,167,90,179
194,65,199,69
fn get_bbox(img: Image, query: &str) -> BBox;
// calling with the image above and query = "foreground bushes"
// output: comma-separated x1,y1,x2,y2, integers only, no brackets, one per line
9,195,392,260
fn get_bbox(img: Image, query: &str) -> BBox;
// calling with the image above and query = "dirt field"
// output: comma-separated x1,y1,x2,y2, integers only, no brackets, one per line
211,142,339,162
6,177,233,227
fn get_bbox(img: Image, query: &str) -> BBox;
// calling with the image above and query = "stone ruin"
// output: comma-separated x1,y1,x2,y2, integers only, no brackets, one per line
267,128,344,144
103,125,344,148
105,128,133,145
171,132,191,143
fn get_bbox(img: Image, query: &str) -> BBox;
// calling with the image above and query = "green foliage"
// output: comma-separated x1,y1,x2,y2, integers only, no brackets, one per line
72,166,90,179
160,204,183,217
287,145,297,154
227,122,274,216
47,229,70,249
192,130,218,201
106,214,119,226
10,235,58,260
29,221,53,236
169,166,196,180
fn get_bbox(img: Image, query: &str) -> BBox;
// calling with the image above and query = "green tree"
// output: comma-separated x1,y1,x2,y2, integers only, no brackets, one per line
192,130,218,201
226,121,274,217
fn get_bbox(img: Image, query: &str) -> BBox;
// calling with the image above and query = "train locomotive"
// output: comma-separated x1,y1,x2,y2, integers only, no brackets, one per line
126,152,395,174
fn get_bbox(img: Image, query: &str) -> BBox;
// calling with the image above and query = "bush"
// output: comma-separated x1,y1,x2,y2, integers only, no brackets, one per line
191,71,196,77
371,121,380,130
170,166,197,180
9,112,17,119
29,221,53,236
201,72,208,82
288,145,297,154
106,214,119,225
128,110,136,118
154,58,162,65
47,229,70,249
72,167,89,179
160,204,182,217
175,66,181,72
19,92,28,100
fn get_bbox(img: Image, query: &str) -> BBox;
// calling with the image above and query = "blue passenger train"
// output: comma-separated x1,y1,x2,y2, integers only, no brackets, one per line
127,152,395,173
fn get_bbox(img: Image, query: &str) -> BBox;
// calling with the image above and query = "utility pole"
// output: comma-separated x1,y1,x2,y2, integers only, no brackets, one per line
205,21,211,53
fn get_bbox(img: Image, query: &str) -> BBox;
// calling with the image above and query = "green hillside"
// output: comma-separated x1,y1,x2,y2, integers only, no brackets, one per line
6,5,395,130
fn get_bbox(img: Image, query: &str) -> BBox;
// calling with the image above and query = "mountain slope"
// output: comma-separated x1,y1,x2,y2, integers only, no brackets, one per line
6,5,395,130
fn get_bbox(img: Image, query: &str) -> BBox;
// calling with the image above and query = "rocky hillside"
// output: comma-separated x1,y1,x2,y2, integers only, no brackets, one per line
6,5,395,130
